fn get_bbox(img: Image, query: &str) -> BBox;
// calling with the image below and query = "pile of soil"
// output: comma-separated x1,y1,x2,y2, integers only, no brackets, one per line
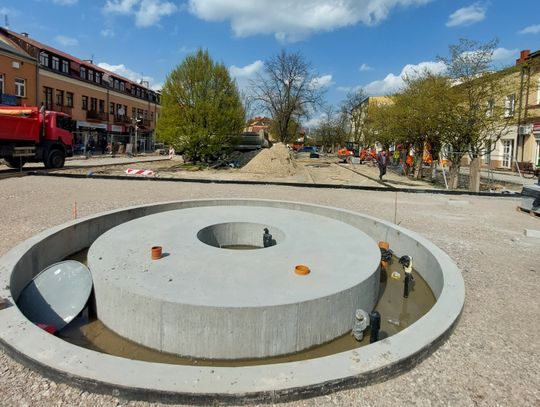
240,143,296,177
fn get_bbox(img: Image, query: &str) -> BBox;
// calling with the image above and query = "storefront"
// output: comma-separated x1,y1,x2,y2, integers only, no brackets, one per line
76,121,126,154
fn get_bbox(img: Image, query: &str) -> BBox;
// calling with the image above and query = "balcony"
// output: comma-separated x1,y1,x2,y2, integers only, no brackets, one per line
114,115,131,124
86,110,108,121
55,105,73,115
0,93,23,106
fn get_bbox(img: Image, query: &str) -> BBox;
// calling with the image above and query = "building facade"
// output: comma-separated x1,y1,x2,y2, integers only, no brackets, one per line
0,34,37,106
515,50,540,169
0,28,160,152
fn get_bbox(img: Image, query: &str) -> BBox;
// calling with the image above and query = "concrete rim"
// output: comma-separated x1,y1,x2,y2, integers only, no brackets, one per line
0,199,465,404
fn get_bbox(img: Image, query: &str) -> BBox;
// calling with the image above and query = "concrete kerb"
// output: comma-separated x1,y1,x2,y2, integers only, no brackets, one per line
0,199,465,404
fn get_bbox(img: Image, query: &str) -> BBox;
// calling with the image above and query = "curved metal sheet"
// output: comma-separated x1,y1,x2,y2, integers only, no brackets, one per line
17,260,93,330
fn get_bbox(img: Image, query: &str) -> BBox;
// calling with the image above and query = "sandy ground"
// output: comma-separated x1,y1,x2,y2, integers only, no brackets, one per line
0,176,539,406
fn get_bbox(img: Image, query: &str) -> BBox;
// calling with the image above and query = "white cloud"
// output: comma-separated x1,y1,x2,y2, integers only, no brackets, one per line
100,29,115,38
188,0,432,42
446,3,486,27
229,60,264,78
97,62,162,90
103,0,178,27
364,60,446,95
492,47,518,64
55,35,79,47
310,74,334,89
359,63,373,72
519,24,540,35
304,112,328,128
52,0,78,5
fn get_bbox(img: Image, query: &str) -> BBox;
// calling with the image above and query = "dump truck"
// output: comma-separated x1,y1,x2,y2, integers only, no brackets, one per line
0,106,74,169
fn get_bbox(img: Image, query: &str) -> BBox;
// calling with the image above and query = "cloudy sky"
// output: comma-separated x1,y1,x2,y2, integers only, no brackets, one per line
1,0,539,113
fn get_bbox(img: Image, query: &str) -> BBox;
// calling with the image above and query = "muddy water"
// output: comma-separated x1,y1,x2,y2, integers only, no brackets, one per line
59,250,435,367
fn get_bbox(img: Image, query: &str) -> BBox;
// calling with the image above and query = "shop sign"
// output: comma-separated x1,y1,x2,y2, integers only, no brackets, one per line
77,121,107,130
533,123,540,133
108,124,124,133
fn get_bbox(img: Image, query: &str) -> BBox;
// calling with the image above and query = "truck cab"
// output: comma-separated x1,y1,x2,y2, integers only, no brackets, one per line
0,107,74,169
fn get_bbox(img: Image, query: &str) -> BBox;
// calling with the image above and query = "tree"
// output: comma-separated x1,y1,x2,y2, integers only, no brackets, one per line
340,88,368,144
438,39,516,191
313,107,347,153
156,49,245,162
250,50,326,143
390,72,453,179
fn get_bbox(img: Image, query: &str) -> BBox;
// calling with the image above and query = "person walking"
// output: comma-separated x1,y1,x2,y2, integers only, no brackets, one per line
377,150,388,181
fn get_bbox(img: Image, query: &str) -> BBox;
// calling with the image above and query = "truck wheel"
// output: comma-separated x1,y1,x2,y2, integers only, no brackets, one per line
5,158,26,169
45,149,65,169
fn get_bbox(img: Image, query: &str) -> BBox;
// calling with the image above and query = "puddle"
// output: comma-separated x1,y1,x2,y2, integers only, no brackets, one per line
58,249,435,367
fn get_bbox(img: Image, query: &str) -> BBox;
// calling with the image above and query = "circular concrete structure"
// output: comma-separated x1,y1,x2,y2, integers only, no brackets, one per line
0,199,465,403
89,207,380,359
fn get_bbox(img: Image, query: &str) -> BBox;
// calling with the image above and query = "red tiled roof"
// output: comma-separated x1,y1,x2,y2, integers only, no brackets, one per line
3,28,152,91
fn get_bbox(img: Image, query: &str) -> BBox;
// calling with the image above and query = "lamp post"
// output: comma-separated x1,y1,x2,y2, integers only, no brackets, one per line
102,74,114,154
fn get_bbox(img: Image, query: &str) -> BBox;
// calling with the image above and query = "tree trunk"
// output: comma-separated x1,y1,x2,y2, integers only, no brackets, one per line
413,157,423,179
469,156,481,193
448,163,461,190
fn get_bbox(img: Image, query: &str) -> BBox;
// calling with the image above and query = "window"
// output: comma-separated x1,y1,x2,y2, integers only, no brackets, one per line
82,95,88,110
114,79,120,90
56,116,74,132
99,99,105,113
504,94,515,117
52,56,59,70
0,74,4,94
486,99,494,117
132,107,136,118
62,60,69,74
88,70,94,82
14,78,26,97
43,87,53,109
39,52,49,67
90,97,97,112
120,82,125,92
116,103,122,116
56,90,64,106
109,102,114,114
66,92,74,107
95,72,101,84
80,66,86,80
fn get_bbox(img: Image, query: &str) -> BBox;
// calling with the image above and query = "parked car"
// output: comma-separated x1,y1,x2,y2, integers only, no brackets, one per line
296,146,320,158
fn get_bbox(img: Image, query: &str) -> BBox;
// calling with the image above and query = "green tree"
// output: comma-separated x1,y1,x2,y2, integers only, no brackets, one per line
438,39,516,191
157,49,245,162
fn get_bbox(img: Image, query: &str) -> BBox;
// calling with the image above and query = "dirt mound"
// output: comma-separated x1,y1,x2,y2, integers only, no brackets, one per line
240,143,296,177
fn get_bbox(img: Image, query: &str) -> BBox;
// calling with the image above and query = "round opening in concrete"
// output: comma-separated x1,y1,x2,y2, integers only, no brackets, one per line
196,222,285,250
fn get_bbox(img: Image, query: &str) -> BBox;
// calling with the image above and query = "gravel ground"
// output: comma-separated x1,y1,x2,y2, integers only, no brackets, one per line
0,176,539,406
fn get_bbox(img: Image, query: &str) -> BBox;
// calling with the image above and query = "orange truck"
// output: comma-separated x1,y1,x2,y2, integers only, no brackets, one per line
0,106,74,169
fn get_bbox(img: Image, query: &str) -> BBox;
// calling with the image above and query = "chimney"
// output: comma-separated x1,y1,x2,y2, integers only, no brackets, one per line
516,49,530,65
21,32,28,37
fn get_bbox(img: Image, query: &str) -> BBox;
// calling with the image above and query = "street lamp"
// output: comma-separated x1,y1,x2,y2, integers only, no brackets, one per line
103,73,113,153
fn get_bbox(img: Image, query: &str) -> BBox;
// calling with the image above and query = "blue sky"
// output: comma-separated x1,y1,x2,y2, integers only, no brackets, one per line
1,0,539,123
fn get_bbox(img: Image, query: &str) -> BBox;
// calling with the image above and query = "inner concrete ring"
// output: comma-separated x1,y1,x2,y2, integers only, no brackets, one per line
0,199,465,404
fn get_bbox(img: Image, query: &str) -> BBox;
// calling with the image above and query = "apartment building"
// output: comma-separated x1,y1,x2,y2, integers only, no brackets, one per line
0,28,160,152
0,34,37,106
515,50,540,169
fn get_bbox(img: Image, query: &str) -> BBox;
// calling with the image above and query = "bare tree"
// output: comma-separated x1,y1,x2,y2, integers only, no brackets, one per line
250,50,326,143
340,88,368,144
